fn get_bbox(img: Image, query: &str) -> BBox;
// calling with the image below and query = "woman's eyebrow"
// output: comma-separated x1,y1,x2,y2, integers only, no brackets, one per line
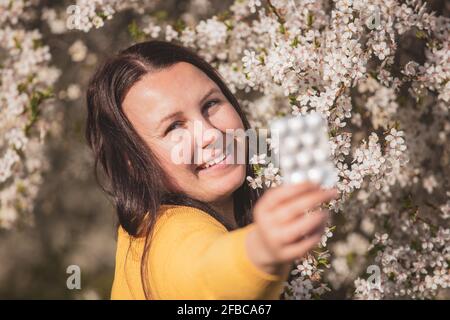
156,88,220,131
157,111,183,130
199,87,221,105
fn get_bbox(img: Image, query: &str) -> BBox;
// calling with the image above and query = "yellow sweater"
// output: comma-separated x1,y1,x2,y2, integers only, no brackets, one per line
111,205,290,299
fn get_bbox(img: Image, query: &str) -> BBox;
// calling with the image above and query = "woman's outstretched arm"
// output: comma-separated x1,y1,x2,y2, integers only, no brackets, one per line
145,205,290,299
111,183,337,299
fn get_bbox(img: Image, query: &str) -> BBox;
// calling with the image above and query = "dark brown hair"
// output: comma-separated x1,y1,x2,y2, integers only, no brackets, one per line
85,40,261,299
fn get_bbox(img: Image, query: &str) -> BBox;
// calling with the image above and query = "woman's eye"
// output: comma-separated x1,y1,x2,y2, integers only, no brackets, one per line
203,99,220,113
165,120,184,135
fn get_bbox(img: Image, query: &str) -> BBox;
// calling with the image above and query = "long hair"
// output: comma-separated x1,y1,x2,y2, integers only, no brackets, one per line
85,40,261,299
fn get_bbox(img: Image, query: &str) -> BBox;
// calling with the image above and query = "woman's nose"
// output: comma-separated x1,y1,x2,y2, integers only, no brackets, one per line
193,118,223,150
202,128,222,149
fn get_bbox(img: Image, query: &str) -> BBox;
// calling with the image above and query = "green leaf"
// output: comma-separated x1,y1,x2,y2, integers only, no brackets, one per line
307,13,314,27
173,19,186,33
415,30,427,39
289,95,297,105
153,10,168,21
25,87,54,136
128,20,146,42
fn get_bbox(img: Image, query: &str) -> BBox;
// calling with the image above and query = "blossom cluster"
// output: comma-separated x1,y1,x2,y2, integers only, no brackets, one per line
0,1,62,228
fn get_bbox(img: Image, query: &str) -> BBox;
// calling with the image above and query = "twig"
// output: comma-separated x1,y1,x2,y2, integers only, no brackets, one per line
267,0,285,25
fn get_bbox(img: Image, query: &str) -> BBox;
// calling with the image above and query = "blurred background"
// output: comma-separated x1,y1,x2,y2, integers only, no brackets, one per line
0,0,448,299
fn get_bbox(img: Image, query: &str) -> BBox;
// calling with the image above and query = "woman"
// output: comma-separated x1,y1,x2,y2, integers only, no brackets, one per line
85,40,338,299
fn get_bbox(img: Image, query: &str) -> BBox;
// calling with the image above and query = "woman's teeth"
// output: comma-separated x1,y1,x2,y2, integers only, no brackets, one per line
202,152,227,169
198,143,234,170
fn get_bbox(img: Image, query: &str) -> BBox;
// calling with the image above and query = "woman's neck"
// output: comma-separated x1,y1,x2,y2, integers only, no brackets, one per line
210,197,238,229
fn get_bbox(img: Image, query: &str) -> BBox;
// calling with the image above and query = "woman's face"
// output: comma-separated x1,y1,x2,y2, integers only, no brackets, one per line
122,62,247,204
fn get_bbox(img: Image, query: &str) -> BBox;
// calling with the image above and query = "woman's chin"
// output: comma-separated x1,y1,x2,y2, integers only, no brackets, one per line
200,164,246,200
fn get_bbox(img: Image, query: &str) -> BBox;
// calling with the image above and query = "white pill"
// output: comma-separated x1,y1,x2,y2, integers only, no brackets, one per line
312,148,328,162
295,152,313,167
300,132,316,146
280,156,295,170
316,136,329,149
290,171,307,184
283,136,299,153
306,113,323,129
271,119,287,136
287,117,304,132
307,167,324,184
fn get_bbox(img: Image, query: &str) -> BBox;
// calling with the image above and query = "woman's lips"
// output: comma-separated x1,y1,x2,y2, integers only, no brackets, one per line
196,142,235,170
196,150,234,173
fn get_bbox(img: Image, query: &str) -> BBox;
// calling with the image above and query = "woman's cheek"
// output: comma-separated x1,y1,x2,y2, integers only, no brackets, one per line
157,133,194,167
211,104,244,131
152,144,192,193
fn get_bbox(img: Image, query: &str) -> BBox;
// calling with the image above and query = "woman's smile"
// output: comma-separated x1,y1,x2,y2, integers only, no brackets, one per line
196,148,234,174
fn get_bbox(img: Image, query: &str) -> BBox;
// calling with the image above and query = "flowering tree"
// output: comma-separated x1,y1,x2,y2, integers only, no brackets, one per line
1,0,448,299
0,1,62,228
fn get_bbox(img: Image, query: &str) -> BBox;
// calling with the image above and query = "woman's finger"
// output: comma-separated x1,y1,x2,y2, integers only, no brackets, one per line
275,188,337,224
277,209,328,245
257,181,321,211
281,230,324,261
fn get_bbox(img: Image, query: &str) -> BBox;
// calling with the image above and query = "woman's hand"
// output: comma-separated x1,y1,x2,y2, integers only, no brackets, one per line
246,182,338,277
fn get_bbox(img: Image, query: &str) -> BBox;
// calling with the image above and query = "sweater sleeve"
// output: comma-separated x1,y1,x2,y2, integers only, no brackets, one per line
146,205,290,299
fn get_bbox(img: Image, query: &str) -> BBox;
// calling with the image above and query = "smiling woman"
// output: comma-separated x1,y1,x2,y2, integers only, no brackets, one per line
121,61,247,213
85,40,337,299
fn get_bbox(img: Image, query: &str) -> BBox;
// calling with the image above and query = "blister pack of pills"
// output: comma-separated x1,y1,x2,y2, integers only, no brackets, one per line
270,112,338,188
